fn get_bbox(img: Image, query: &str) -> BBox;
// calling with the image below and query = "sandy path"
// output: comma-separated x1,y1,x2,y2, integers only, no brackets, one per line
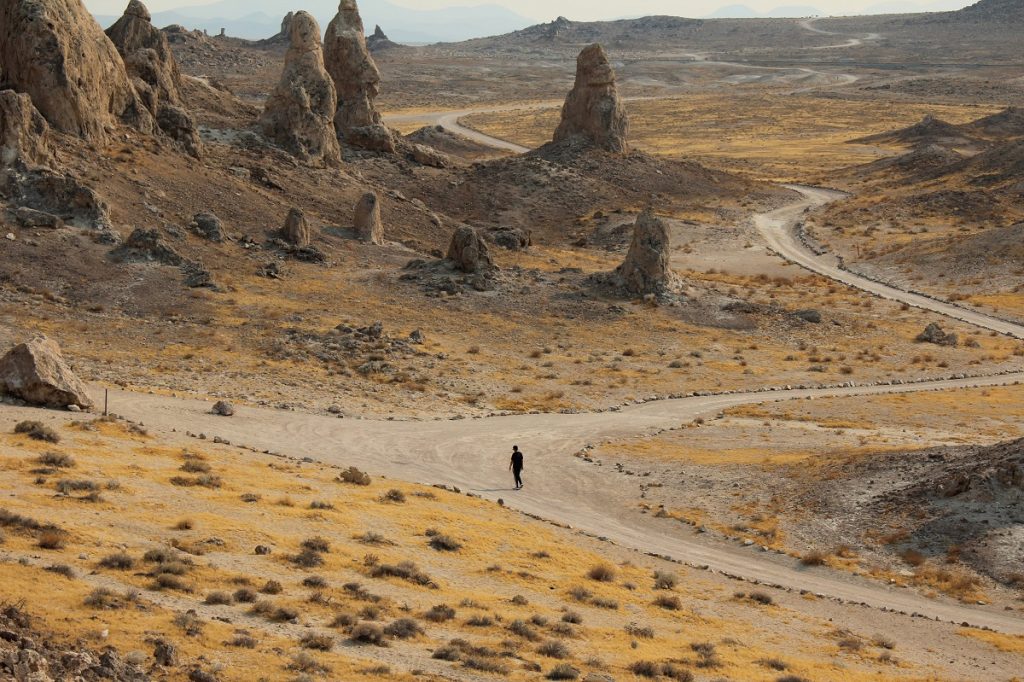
757,185,1024,339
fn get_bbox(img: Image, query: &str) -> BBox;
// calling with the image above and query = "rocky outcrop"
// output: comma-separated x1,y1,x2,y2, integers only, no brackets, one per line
367,24,401,51
354,192,384,244
323,0,395,153
190,212,225,242
0,0,154,142
446,225,493,273
282,207,310,247
916,322,958,347
0,164,111,229
113,227,184,265
408,143,451,168
0,336,93,409
552,44,628,153
259,11,342,166
616,209,677,295
485,226,531,251
0,91,53,168
105,0,201,156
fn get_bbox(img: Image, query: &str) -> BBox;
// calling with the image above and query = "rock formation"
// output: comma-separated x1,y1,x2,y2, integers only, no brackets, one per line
0,336,93,409
446,225,493,273
191,212,225,242
616,209,676,295
367,25,401,51
0,0,154,142
282,207,310,247
323,0,395,152
917,322,958,347
0,90,53,168
485,226,531,251
259,11,342,166
354,192,384,244
105,0,201,156
1,164,111,229
552,44,629,153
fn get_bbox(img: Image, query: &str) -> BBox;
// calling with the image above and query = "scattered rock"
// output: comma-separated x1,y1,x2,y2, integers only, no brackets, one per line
408,143,450,168
152,639,177,667
794,309,822,324
0,0,155,142
113,228,184,266
446,225,493,273
354,191,384,244
408,329,425,344
106,0,201,156
0,165,111,230
615,209,677,295
0,336,93,409
281,207,310,247
552,43,629,153
211,400,234,416
323,0,395,152
259,11,342,166
190,212,225,242
484,226,531,251
916,322,958,347
0,90,54,168
13,206,62,228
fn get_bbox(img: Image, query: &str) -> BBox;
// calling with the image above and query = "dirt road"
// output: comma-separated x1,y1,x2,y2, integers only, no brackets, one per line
756,185,1024,339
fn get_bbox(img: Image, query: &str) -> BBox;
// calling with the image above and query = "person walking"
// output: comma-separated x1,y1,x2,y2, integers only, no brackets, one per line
509,445,524,490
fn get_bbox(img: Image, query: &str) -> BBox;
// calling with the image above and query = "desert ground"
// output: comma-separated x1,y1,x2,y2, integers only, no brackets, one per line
1,0,1023,680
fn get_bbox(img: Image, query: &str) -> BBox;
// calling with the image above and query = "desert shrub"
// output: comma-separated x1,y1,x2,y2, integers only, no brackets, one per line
776,677,811,682
510,594,529,606
173,611,204,637
300,633,334,651
900,549,926,567
152,560,190,576
99,552,134,570
872,634,896,650
428,534,462,552
691,642,721,668
508,619,540,641
205,591,233,605
38,531,66,550
289,652,330,675
338,467,371,486
44,564,75,579
350,622,387,646
84,588,125,609
432,646,461,661
662,663,694,681
228,634,257,648
152,573,192,592
343,582,380,602
142,547,175,563
587,563,616,582
567,586,592,602
370,561,436,588
464,656,509,674
37,452,74,468
380,488,406,503
358,605,381,620
355,531,391,546
838,636,863,651
384,618,423,639
537,640,570,659
425,604,456,622
466,615,494,627
800,550,828,566
240,492,261,503
547,663,580,680
250,601,298,623
291,549,324,569
233,587,257,603
654,570,677,590
309,500,334,510
746,591,774,605
169,474,222,488
174,519,194,530
654,594,681,610
261,580,283,595
625,623,655,639
15,421,59,443
302,575,328,588
300,536,330,553
590,597,618,610
180,459,211,473
631,661,661,678
530,614,549,627
561,611,583,624
56,479,99,494
757,657,788,671
549,622,575,637
331,613,358,629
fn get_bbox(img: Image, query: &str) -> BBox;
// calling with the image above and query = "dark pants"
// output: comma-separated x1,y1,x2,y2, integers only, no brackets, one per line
513,467,523,488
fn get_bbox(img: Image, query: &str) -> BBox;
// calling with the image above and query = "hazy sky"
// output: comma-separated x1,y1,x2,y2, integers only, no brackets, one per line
84,0,976,20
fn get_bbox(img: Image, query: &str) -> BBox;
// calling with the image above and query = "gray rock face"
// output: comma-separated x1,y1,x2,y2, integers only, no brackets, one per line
354,191,383,244
260,11,341,166
191,212,225,242
616,209,676,295
281,207,310,247
0,164,111,229
0,0,154,142
323,0,395,152
0,336,93,409
917,322,958,347
105,0,201,156
446,225,493,273
485,226,531,251
0,90,53,168
552,43,629,153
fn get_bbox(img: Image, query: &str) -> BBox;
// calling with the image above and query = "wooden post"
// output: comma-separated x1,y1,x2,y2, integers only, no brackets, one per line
104,389,108,417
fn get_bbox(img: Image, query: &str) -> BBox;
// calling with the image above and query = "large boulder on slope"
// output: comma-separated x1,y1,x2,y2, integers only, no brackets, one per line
616,209,678,295
0,336,93,409
446,225,493,273
0,90,54,168
354,192,384,244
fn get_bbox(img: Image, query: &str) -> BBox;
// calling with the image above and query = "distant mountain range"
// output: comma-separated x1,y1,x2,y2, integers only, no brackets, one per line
92,0,533,43
703,1,966,18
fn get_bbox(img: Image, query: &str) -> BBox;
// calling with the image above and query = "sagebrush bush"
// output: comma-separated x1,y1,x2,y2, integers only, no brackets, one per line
537,640,570,659
300,632,334,651
350,622,387,646
204,591,233,605
338,467,371,486
15,421,59,443
653,570,677,589
384,618,423,639
37,452,74,468
425,604,456,622
587,563,617,582
99,552,134,570
428,534,462,552
547,663,580,680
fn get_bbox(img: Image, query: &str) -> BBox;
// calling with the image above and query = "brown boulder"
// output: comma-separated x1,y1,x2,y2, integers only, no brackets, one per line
446,225,493,273
0,336,93,409
616,209,677,295
260,11,341,166
0,90,53,168
354,192,383,244
408,143,451,168
552,44,629,153
282,207,310,247
106,0,201,156
323,0,395,153
0,0,154,142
